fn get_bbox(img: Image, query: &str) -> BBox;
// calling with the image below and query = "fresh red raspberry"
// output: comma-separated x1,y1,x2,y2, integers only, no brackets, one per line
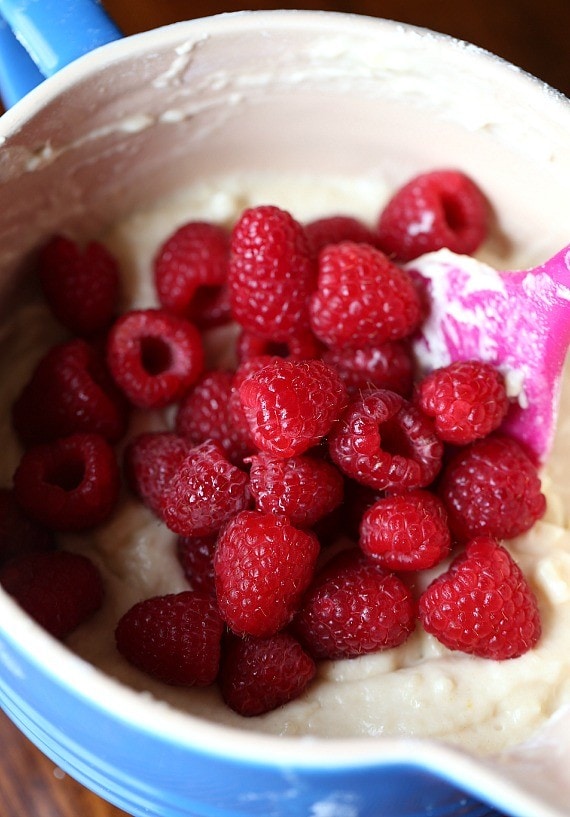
417,360,509,444
176,534,217,595
115,591,223,685
175,371,253,466
227,205,315,341
37,235,120,336
236,327,322,362
186,283,232,329
0,488,54,567
13,433,120,531
0,550,104,639
123,432,190,514
248,452,344,528
342,480,384,539
153,221,230,322
220,632,316,716
294,548,416,660
304,215,380,255
12,338,129,446
376,169,489,262
438,434,546,541
322,341,414,397
329,389,443,491
238,358,347,458
359,490,451,571
106,309,204,409
157,440,250,537
214,510,320,638
419,536,541,659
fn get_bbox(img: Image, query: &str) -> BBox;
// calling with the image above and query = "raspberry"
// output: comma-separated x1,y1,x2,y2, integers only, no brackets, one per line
329,389,443,491
438,434,546,541
220,632,316,716
376,169,489,262
175,371,253,466
13,433,120,531
248,452,344,528
157,440,250,537
187,284,232,329
238,358,347,458
309,242,421,349
115,591,223,685
227,205,315,341
153,221,230,322
359,490,451,571
294,548,416,660
38,235,120,336
106,309,203,409
176,534,217,595
214,510,320,638
12,338,129,446
322,341,414,397
0,488,54,567
236,327,322,362
0,550,104,638
417,360,509,444
123,432,190,514
419,537,541,659
304,215,380,255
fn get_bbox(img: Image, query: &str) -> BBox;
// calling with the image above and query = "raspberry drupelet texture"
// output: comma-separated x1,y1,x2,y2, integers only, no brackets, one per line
322,341,414,397
220,631,316,717
248,451,344,529
236,327,323,363
309,241,422,349
294,548,416,660
115,591,224,686
176,534,217,595
38,235,120,337
439,434,546,541
13,433,120,531
419,536,541,659
106,308,204,409
123,432,191,514
360,489,451,571
417,359,509,444
12,338,129,447
376,169,489,262
214,510,320,638
157,440,250,537
304,214,380,255
227,205,315,341
329,389,443,491
238,358,348,458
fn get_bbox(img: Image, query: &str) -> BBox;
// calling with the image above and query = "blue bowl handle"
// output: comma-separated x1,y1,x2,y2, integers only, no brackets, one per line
0,0,122,107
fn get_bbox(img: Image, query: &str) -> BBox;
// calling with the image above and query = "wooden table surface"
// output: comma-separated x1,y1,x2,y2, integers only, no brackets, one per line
1,1,568,816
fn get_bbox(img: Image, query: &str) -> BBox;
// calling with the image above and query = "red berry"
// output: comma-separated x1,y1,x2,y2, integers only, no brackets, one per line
186,283,232,329
115,591,223,685
157,440,250,537
220,632,316,716
153,221,230,321
236,327,322,362
249,452,344,528
0,488,55,566
439,434,546,541
228,205,315,341
417,360,509,444
38,235,120,336
106,309,203,409
329,389,443,491
376,169,489,262
419,537,541,659
304,215,380,255
12,338,128,446
294,548,416,660
309,242,421,349
322,341,414,397
359,490,451,571
238,358,347,458
0,550,104,638
123,432,190,514
13,433,120,531
214,510,320,638
176,534,217,595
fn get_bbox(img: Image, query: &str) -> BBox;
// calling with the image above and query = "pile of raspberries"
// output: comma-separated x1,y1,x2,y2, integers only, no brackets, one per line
0,170,546,717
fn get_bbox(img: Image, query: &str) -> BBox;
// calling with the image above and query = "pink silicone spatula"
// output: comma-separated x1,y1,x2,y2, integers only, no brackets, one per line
409,244,570,463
